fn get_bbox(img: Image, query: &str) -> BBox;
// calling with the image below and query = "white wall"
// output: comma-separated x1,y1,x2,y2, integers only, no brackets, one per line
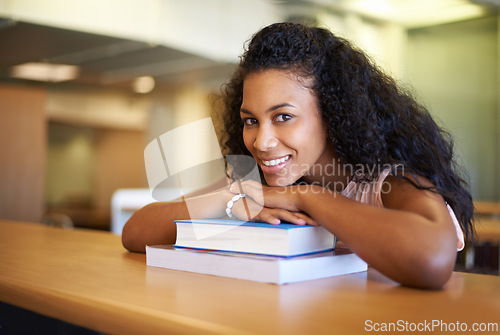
407,16,499,201
317,11,408,80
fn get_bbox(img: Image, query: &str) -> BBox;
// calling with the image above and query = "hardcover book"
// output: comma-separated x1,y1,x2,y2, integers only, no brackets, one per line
146,245,368,284
174,219,336,257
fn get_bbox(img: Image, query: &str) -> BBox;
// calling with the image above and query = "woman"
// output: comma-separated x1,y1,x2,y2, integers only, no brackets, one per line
123,22,474,289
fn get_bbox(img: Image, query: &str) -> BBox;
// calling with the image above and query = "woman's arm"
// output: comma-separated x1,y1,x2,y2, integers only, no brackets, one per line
236,177,458,289
122,178,232,252
121,177,313,252
303,181,456,289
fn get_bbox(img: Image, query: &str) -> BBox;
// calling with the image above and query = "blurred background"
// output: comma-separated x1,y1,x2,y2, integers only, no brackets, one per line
0,0,499,232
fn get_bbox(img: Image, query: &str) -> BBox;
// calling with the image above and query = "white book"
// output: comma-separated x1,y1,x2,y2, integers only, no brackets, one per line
146,245,368,285
174,219,336,257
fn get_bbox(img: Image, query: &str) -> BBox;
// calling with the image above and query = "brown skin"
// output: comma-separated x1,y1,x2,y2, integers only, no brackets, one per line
233,176,457,289
122,69,458,289
122,178,230,252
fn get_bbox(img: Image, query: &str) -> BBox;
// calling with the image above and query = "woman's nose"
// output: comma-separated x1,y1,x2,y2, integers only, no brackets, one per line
253,126,278,151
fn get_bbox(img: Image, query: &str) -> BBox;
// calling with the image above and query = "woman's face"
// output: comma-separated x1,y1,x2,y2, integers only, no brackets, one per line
240,69,335,187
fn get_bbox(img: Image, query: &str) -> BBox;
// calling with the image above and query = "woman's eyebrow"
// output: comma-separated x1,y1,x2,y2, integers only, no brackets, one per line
240,108,253,115
240,103,296,115
268,103,296,112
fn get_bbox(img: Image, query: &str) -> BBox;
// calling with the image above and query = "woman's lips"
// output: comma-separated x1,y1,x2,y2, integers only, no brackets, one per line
259,155,291,173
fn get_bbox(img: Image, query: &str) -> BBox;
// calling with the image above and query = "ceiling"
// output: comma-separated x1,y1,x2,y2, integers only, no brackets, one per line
0,0,497,92
0,18,236,90
281,0,496,26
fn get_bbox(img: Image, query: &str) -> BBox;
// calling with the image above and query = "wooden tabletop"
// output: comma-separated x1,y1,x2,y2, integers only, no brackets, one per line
475,201,500,216
475,217,500,242
0,220,499,335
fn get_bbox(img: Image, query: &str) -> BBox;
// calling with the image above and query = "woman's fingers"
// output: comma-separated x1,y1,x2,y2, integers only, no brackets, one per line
266,209,306,225
251,207,317,226
255,210,281,225
229,189,316,226
293,212,318,226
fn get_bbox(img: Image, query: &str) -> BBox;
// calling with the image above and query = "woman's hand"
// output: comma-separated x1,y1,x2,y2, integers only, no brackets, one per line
230,179,300,211
229,180,317,225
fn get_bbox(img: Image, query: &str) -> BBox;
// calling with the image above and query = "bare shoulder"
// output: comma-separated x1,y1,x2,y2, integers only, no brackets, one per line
381,173,451,223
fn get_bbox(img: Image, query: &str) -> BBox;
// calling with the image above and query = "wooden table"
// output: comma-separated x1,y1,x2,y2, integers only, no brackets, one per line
1,220,499,335
475,201,500,216
475,217,500,242
474,200,500,243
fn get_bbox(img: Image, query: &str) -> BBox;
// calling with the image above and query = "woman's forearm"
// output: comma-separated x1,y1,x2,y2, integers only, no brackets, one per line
122,188,233,252
296,185,457,289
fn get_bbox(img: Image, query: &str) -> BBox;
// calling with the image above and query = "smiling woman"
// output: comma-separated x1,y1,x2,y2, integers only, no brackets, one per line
122,22,474,289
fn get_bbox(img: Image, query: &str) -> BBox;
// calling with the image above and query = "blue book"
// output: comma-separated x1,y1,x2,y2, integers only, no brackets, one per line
174,219,336,257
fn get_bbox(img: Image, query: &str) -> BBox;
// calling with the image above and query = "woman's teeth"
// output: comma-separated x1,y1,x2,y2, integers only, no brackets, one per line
262,156,290,167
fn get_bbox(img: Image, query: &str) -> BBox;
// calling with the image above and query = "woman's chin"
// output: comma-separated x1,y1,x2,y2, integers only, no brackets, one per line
264,175,298,187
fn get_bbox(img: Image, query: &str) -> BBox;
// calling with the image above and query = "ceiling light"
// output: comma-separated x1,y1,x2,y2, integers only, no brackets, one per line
342,0,488,27
10,62,79,82
132,76,155,94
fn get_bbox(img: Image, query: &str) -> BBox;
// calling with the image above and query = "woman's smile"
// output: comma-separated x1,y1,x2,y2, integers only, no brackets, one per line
259,155,291,174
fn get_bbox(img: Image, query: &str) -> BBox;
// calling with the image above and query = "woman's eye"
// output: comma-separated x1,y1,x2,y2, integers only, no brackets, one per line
275,114,292,122
243,118,258,126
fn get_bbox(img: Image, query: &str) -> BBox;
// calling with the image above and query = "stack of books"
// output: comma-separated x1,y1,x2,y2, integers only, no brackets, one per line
146,219,367,284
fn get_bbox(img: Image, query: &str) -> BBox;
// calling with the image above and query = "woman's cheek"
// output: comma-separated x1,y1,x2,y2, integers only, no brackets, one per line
242,132,254,152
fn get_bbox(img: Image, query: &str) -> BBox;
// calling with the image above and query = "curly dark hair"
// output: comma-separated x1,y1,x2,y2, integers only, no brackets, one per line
219,22,474,240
